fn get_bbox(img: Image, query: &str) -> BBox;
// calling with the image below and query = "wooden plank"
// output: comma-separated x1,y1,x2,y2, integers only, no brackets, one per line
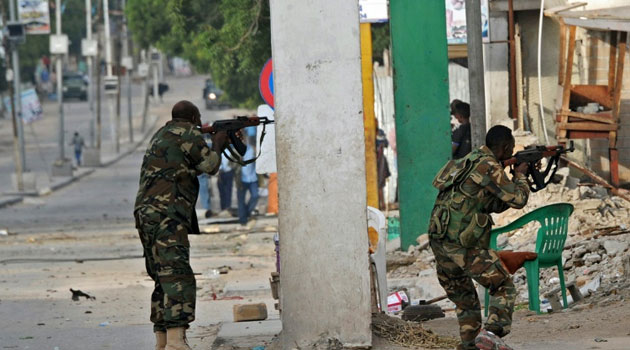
564,111,615,124
570,84,612,109
448,44,468,59
545,3,588,17
559,26,577,141
490,0,540,12
608,32,618,96
612,32,627,122
558,22,567,85
609,131,617,148
610,148,619,187
566,131,610,139
563,18,630,32
557,122,618,131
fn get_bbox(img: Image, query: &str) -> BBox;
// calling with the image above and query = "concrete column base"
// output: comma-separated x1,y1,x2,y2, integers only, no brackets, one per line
82,148,102,167
11,172,37,192
51,159,73,177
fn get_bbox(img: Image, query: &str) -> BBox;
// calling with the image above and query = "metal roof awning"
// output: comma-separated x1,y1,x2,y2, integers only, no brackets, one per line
552,6,630,32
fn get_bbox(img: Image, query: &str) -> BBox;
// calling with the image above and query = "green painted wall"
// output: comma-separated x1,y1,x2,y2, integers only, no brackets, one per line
390,0,452,250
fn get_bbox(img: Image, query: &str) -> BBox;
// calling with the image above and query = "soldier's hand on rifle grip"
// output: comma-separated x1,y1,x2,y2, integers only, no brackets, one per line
514,162,528,175
211,131,230,154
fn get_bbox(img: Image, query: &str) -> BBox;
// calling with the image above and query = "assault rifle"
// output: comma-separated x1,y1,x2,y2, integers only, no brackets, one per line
502,142,574,192
199,116,274,165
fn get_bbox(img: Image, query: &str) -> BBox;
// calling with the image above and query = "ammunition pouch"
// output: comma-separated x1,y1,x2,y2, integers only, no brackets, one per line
458,213,493,249
428,205,450,240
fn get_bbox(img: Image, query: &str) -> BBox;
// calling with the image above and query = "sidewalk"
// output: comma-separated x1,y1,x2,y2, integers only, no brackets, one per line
0,82,161,209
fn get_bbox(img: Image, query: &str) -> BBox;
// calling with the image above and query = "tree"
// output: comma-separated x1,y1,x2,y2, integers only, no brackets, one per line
127,0,270,108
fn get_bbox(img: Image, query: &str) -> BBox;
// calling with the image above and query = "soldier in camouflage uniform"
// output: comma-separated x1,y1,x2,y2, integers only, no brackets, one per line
428,126,530,350
134,100,228,350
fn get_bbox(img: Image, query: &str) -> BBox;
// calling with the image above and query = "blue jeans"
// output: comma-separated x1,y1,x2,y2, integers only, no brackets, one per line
75,150,82,166
237,181,259,225
197,174,210,210
218,170,234,210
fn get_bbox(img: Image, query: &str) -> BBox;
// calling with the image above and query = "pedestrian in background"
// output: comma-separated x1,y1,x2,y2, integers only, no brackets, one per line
197,135,213,218
236,139,259,229
217,153,235,217
70,132,85,166
451,100,472,159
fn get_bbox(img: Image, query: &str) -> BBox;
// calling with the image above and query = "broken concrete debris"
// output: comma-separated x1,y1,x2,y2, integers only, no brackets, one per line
386,171,630,311
233,303,268,322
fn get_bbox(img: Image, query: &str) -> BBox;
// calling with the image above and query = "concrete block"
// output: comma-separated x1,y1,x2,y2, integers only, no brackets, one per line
82,148,101,167
11,172,36,192
51,160,73,177
233,303,268,322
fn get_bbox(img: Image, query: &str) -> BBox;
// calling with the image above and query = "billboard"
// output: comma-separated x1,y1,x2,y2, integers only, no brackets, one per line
18,0,51,35
4,88,44,124
446,0,489,45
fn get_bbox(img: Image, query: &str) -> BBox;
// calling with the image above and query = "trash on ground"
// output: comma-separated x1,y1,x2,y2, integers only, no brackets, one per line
387,291,409,313
99,321,110,327
70,288,96,301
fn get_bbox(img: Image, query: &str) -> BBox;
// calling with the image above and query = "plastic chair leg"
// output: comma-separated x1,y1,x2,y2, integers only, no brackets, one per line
557,261,568,309
524,260,540,313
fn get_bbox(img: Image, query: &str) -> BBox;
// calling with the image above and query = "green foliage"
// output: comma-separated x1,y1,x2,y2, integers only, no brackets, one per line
127,0,271,108
371,23,391,64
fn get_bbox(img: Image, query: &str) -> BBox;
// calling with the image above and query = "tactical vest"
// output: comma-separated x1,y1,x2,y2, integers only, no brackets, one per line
428,149,494,249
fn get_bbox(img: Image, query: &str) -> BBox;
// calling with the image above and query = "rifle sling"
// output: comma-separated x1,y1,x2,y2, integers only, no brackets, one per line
223,122,268,166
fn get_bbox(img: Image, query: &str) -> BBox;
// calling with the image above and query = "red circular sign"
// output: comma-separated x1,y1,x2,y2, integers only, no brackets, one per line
259,58,274,109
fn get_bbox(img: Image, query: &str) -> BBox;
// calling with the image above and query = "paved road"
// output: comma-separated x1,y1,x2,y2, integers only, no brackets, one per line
0,74,253,233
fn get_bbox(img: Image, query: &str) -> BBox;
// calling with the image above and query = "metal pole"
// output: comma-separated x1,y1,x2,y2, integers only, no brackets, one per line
9,0,25,171
152,50,159,104
86,0,95,147
103,0,117,152
465,0,487,149
55,0,65,161
122,0,133,143
2,0,23,191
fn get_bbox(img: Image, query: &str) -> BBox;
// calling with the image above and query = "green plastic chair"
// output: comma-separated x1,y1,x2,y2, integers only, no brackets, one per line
484,203,574,315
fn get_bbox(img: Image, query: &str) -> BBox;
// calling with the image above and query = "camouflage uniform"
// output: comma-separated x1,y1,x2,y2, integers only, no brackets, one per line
134,119,220,332
427,146,529,350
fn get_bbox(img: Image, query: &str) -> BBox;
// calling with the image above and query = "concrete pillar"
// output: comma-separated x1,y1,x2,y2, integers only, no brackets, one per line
269,1,371,348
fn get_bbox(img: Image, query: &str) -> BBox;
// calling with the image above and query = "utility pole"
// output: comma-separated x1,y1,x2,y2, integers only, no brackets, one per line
465,0,487,148
96,0,103,151
86,0,95,147
51,0,72,176
122,0,133,143
9,0,25,173
103,0,118,152
2,0,23,191
151,47,159,104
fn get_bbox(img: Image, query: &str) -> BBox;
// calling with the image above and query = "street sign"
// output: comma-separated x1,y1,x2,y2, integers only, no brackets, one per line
104,76,118,95
122,56,133,70
258,58,274,109
359,0,388,23
49,34,68,55
150,50,160,63
17,0,51,34
81,39,98,56
6,22,26,42
137,63,149,77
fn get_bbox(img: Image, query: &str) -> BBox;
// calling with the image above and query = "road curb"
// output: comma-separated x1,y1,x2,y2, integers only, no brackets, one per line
0,196,24,209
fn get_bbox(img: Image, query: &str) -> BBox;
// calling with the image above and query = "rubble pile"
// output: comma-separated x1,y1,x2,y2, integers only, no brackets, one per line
386,168,630,308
